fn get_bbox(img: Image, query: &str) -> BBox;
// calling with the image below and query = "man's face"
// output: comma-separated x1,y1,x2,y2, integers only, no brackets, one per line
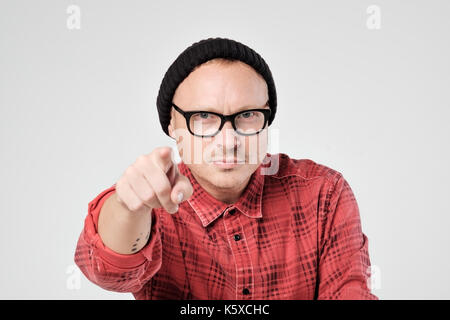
168,59,269,191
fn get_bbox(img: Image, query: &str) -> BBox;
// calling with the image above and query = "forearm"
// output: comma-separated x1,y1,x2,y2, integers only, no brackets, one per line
98,191,152,255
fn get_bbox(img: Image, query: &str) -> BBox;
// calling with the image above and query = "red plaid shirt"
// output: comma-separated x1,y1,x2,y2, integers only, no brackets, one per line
74,153,378,300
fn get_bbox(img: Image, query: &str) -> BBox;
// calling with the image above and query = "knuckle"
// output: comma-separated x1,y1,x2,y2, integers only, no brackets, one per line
130,201,142,212
115,181,125,197
135,154,148,166
150,148,160,159
141,189,154,202
124,165,135,176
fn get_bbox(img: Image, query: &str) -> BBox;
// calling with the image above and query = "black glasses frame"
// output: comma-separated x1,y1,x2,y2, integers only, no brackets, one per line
171,102,271,137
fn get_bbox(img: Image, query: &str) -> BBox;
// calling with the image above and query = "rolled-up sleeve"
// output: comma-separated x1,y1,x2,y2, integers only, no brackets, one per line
317,175,379,300
74,184,163,293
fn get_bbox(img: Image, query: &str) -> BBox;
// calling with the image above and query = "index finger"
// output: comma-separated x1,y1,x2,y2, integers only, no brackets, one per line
153,147,175,174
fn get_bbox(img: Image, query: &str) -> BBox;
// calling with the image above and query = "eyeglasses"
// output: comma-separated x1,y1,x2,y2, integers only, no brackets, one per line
171,102,271,137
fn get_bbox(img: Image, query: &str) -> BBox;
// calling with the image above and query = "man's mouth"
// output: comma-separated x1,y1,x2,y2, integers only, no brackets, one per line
209,158,245,169
213,158,245,163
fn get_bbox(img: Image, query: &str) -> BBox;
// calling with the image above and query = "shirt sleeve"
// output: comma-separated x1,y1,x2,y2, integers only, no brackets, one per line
73,184,163,293
316,175,379,300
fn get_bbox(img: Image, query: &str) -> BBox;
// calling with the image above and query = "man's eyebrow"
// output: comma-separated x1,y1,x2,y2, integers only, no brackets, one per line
189,101,269,113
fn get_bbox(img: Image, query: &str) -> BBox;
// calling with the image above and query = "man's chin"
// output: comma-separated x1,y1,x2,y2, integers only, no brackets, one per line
202,166,243,185
207,177,243,190
189,162,257,189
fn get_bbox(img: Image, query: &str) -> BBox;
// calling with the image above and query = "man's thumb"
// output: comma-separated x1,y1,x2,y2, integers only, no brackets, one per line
170,175,193,204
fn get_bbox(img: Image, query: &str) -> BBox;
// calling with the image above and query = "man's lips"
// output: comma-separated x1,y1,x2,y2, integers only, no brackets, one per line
210,159,245,164
208,158,246,169
212,161,244,169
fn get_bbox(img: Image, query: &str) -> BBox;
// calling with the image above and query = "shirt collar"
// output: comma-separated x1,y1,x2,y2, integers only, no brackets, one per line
178,159,266,228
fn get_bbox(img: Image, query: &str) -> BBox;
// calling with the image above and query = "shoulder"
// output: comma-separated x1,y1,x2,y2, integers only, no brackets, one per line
263,153,343,186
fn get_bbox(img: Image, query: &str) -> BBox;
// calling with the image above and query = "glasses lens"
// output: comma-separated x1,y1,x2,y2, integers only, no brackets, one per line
190,112,221,136
235,111,266,135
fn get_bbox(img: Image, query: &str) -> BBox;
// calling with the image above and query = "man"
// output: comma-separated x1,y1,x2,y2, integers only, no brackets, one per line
74,37,378,300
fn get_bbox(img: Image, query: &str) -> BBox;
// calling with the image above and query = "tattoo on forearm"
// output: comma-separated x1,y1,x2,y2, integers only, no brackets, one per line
131,237,140,252
130,227,151,252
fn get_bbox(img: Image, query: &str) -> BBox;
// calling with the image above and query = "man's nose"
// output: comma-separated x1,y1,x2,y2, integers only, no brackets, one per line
215,121,240,149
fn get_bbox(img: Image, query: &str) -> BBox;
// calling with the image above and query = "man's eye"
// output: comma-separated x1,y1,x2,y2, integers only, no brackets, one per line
199,113,210,119
241,112,254,118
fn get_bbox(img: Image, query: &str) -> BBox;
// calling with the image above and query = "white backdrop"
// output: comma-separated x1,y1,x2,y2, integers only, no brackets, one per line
1,0,449,299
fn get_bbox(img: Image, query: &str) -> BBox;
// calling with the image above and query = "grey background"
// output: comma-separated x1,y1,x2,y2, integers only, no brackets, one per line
1,0,449,299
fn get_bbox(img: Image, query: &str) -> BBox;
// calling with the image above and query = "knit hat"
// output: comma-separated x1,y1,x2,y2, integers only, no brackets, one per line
156,37,277,136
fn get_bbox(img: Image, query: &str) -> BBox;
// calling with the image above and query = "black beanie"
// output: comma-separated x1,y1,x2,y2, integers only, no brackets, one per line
156,37,277,136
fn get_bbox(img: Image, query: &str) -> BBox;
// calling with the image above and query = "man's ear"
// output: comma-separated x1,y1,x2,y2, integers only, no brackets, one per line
168,109,176,140
168,123,175,139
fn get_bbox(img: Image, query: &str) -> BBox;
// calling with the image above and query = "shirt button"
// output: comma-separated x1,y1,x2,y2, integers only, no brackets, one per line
233,234,241,241
242,288,250,295
229,208,235,215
